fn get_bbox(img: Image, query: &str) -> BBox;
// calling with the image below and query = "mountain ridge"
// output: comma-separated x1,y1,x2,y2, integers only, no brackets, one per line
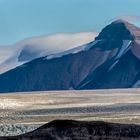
0,20,140,92
96,19,140,40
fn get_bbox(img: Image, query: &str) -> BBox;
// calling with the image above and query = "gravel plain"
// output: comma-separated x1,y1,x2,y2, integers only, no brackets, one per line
0,88,140,136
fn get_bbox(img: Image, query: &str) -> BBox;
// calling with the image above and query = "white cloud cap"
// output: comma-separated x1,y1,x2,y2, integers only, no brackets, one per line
0,32,97,73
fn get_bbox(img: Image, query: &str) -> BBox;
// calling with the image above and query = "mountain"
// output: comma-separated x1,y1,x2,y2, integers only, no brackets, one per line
0,32,97,74
0,20,140,92
1,120,140,140
79,20,140,89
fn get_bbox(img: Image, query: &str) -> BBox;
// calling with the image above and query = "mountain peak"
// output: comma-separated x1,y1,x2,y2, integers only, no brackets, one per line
96,20,140,40
112,19,140,31
112,19,130,25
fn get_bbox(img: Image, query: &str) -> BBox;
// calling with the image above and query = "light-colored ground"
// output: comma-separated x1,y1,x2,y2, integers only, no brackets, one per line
0,88,140,136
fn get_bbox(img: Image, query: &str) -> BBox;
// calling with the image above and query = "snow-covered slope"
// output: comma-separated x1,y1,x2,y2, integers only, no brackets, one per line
0,32,97,73
46,40,99,60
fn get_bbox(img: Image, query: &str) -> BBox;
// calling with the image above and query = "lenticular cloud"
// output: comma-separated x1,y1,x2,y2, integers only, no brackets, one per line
0,32,97,73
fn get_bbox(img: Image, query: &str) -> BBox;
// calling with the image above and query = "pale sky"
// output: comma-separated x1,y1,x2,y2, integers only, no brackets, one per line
0,0,140,45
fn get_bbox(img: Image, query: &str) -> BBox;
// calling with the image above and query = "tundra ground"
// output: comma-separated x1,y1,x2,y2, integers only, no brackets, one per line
0,89,140,136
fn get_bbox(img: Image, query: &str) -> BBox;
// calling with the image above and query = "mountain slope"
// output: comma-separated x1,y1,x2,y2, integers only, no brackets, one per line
0,40,118,92
0,20,140,92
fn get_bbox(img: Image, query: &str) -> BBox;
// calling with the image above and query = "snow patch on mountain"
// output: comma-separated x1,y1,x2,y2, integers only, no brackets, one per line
116,40,132,59
109,40,132,71
133,80,140,88
46,40,99,60
109,60,119,71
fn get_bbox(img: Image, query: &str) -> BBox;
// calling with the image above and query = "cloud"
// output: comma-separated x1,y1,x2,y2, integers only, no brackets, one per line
0,32,98,73
115,15,140,22
16,32,98,52
15,32,98,62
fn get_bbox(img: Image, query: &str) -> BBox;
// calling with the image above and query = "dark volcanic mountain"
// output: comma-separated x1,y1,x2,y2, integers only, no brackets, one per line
1,120,140,140
0,20,140,92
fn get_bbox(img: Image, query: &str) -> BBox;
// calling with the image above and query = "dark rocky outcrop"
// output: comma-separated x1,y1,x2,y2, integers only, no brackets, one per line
95,20,135,40
1,120,140,140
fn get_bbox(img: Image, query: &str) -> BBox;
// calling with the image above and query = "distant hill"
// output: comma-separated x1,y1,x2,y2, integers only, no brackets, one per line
1,120,140,140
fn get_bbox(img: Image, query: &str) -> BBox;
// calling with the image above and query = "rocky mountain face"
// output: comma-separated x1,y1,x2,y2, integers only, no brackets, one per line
1,120,140,140
78,20,140,89
0,20,140,92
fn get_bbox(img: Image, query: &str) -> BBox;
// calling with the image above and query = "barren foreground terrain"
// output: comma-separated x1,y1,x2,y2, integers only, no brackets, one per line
0,88,140,136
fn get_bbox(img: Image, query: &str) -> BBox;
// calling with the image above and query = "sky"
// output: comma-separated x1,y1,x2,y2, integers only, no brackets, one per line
0,0,140,45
